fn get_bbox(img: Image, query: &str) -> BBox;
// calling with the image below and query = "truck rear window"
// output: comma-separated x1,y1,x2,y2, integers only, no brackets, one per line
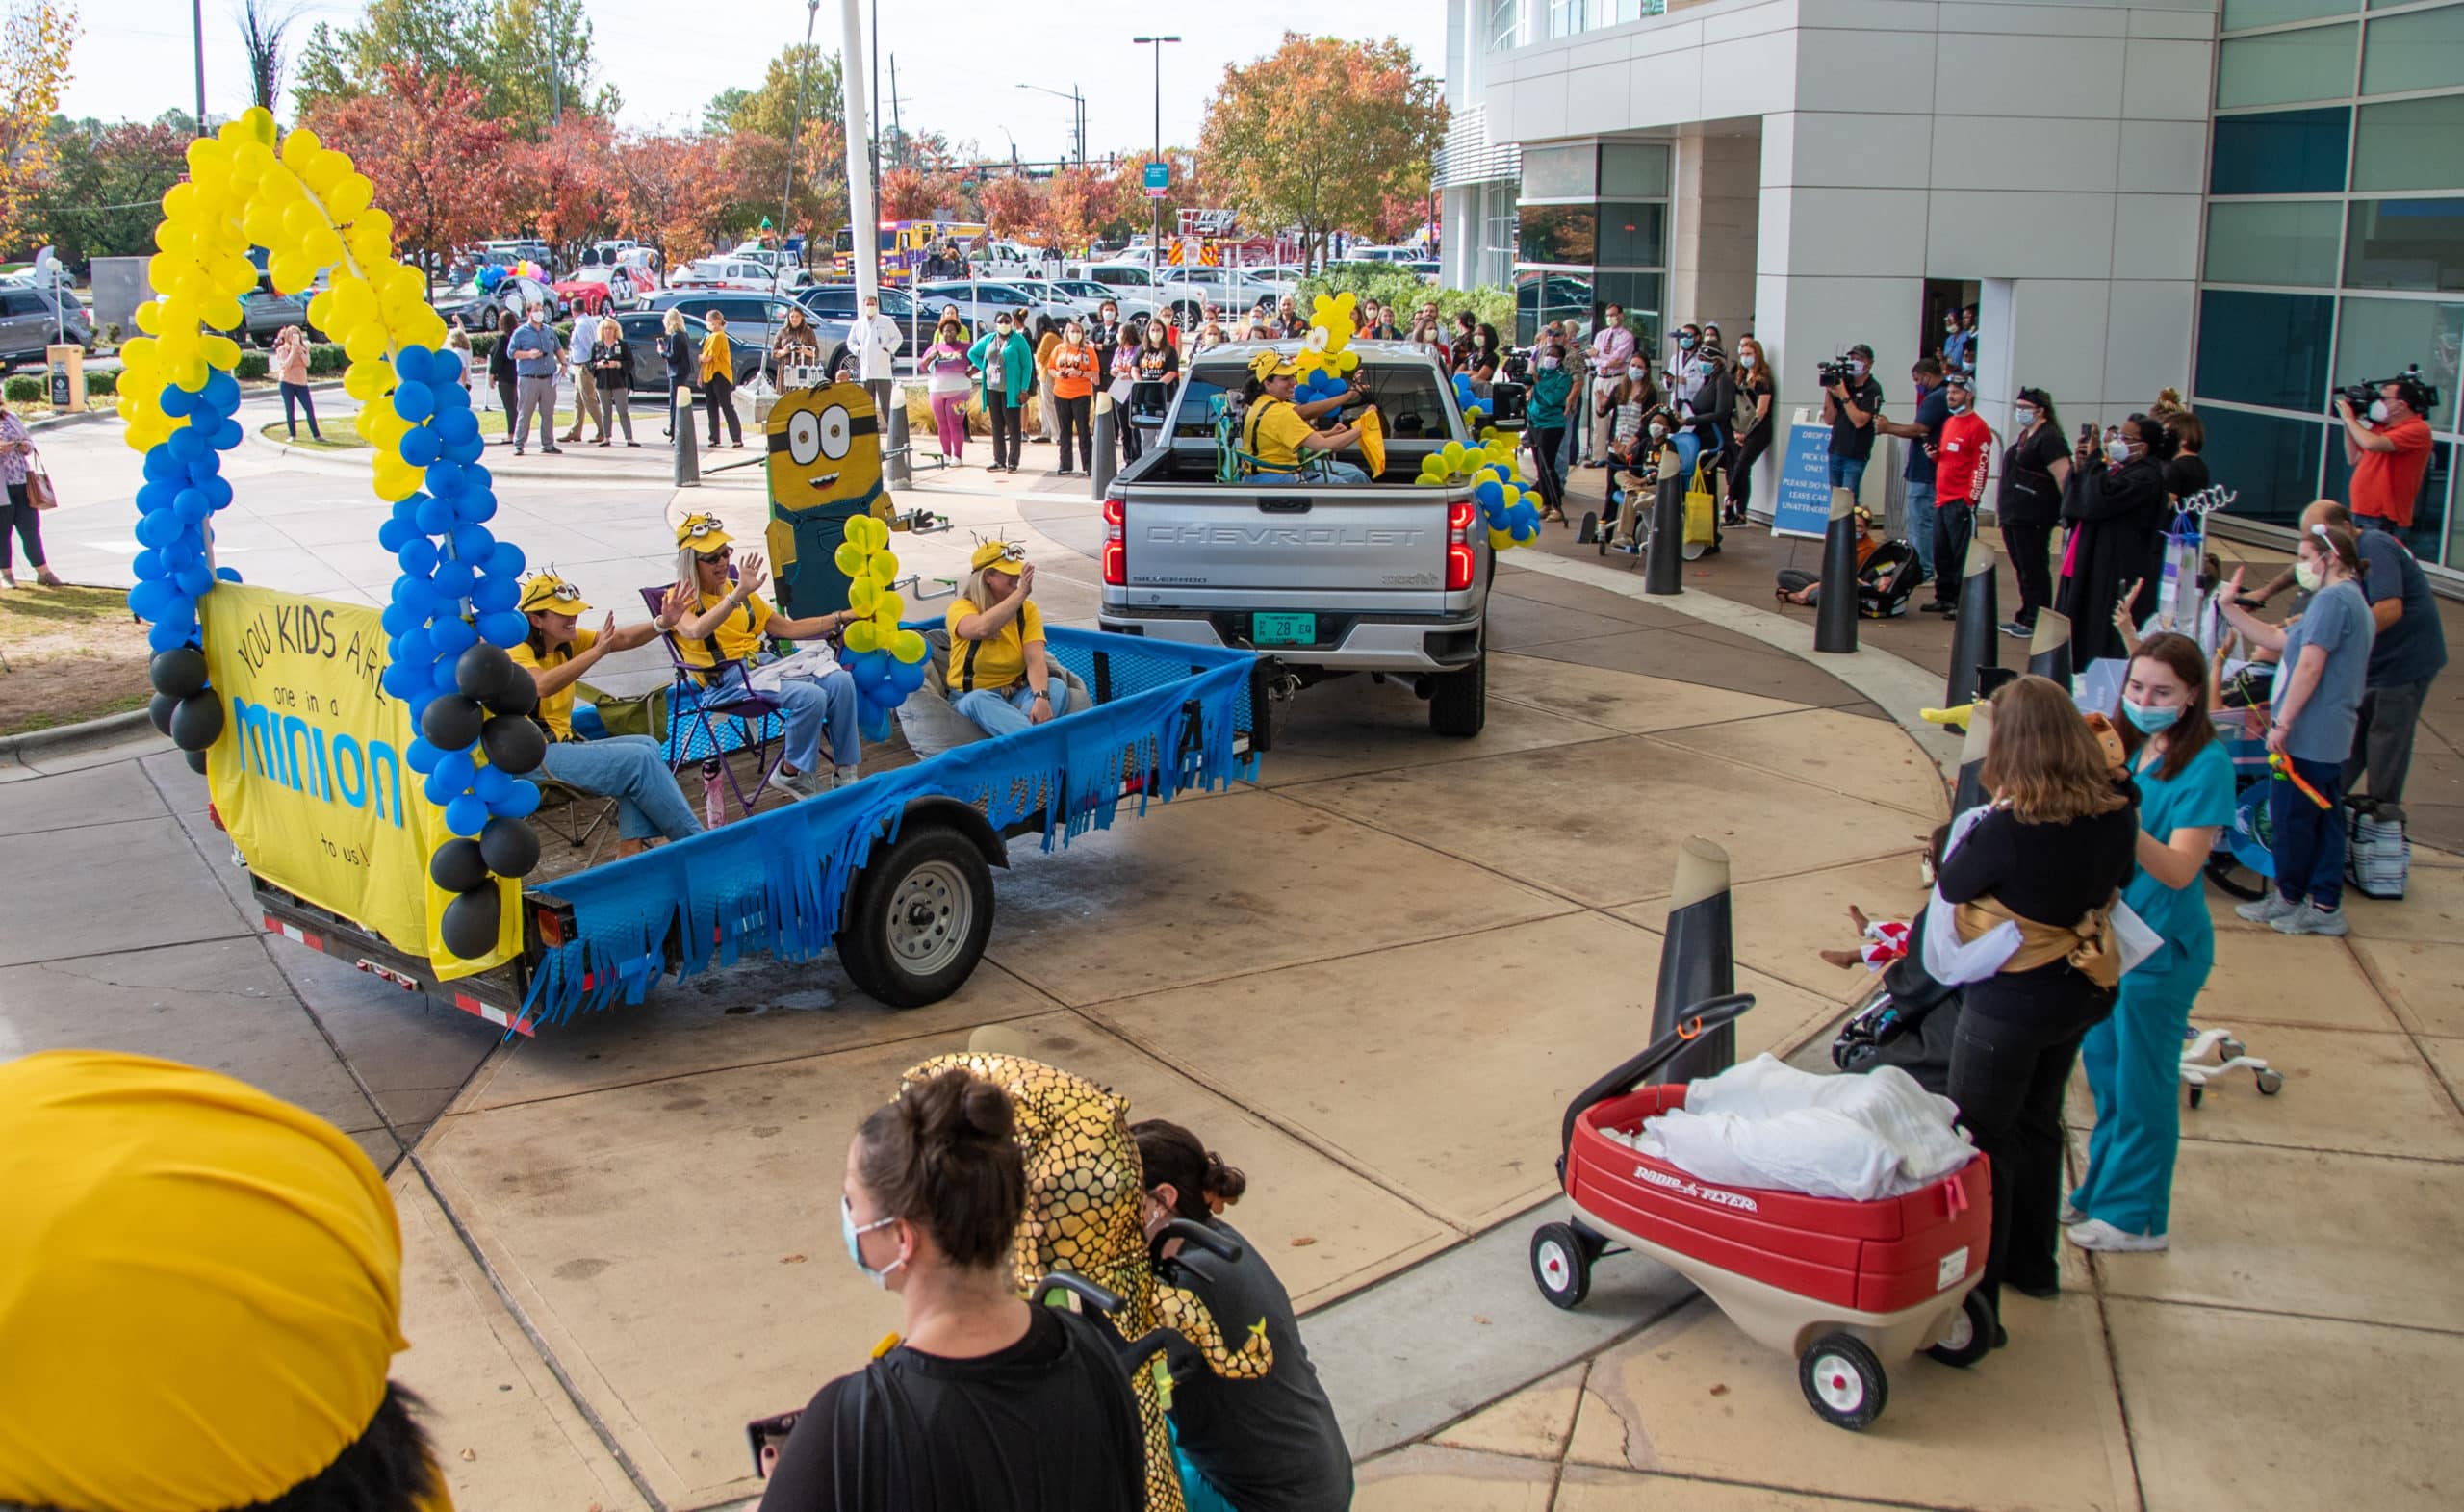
1170,361,1459,446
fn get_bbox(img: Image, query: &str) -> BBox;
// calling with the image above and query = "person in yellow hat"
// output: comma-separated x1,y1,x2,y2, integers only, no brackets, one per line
945,538,1069,737
1241,350,1370,483
0,1049,453,1512
664,512,868,797
509,570,705,855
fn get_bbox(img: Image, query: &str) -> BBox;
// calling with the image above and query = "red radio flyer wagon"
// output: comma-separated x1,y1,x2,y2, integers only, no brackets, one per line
1531,994,1995,1429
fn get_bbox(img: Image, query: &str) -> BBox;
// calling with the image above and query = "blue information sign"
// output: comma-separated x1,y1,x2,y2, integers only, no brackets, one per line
1144,162,1169,191
1769,423,1835,540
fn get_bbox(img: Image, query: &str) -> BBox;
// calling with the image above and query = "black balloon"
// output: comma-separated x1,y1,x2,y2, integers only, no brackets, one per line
428,837,489,893
168,692,224,752
455,642,515,704
148,691,178,737
419,694,484,752
440,884,501,960
480,712,546,775
150,646,210,699
479,814,541,877
184,749,208,776
487,668,540,718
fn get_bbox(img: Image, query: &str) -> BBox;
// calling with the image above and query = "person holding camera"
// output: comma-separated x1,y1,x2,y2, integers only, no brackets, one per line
2337,373,2435,544
1820,344,1883,498
1874,357,1952,586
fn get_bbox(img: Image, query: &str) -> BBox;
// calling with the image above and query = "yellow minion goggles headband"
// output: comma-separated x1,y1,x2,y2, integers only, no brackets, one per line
516,572,587,613
970,539,1028,573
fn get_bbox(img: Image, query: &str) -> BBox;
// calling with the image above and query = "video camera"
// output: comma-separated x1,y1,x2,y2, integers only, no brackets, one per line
2336,364,2440,417
1817,357,1857,389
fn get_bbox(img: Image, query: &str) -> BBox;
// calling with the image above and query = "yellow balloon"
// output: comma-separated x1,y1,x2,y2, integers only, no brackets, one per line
833,542,867,577
843,620,880,653
868,552,899,584
890,629,928,664
1489,526,1515,551
873,591,905,623
847,577,880,613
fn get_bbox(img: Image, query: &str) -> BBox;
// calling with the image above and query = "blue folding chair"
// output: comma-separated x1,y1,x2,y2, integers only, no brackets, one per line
638,585,787,828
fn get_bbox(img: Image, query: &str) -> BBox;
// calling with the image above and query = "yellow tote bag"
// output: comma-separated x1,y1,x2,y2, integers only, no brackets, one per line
1682,461,1718,548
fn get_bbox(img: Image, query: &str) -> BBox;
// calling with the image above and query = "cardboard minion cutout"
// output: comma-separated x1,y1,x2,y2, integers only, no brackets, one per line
765,380,897,621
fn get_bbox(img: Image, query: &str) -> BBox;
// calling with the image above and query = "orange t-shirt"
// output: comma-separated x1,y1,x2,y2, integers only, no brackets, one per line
1046,341,1096,400
2351,416,2433,527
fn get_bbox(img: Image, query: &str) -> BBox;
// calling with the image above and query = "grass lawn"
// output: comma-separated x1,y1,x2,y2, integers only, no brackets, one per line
0,584,153,738
257,422,369,450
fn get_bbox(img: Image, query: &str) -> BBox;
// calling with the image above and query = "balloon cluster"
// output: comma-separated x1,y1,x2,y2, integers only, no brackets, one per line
126,365,245,676
1296,293,1360,381
144,644,226,776
1417,438,1544,551
1450,372,1489,431
475,265,505,294
833,516,931,737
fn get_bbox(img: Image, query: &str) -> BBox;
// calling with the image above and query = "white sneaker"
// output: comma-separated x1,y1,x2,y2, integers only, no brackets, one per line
2066,1218,2168,1253
767,765,824,800
2059,1198,2085,1227
2272,902,2349,936
833,765,861,790
2235,892,2297,924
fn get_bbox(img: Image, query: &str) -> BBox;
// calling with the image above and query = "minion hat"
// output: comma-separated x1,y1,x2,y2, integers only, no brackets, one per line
1247,349,1301,382
0,1051,442,1512
675,512,733,551
970,537,1030,574
517,569,590,614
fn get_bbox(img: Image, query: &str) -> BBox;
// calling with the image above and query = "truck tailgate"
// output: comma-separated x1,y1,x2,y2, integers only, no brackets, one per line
1117,482,1463,605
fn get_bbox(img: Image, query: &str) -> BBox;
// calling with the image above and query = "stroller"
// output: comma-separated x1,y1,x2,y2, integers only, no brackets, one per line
1772,538,1923,620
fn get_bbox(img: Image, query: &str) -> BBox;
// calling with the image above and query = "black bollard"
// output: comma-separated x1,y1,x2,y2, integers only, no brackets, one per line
1813,486,1861,654
1643,448,1685,596
1950,699,1994,816
2027,609,2074,688
1091,394,1116,502
1648,837,1738,1086
1942,541,2000,707
673,386,700,487
885,388,911,488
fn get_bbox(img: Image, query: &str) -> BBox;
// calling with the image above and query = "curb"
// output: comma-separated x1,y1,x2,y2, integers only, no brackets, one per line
0,707,159,762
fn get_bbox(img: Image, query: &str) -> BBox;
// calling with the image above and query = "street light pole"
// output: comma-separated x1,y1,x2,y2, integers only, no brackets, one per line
1131,36,1179,262
1014,82,1088,169
191,0,206,134
780,0,821,279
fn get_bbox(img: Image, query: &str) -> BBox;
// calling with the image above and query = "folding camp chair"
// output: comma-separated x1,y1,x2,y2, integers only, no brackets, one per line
528,777,616,850
1210,394,1336,484
638,586,788,828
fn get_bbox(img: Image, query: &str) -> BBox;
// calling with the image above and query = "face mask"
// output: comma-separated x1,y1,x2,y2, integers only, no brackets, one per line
2294,559,2324,592
1849,360,1867,376
1738,353,1756,370
841,1196,903,1288
1538,355,1560,369
1627,366,1647,381
1946,397,1968,414
1678,336,1696,350
2369,399,2390,423
2014,407,2037,428
2106,438,2132,463
1648,423,1667,439
2122,700,2181,734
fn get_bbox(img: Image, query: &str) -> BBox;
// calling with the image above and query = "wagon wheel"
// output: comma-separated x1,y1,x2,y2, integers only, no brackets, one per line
1529,1222,1591,1311
1923,1292,1998,1370
1799,1333,1887,1430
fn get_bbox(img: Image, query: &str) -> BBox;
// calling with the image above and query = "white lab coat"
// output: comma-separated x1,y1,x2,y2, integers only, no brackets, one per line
849,311,903,381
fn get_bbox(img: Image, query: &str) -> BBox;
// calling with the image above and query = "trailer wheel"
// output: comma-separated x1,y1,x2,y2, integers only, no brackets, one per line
1529,1222,1591,1310
1924,1292,1997,1370
837,824,995,1009
1429,638,1487,738
1799,1333,1887,1430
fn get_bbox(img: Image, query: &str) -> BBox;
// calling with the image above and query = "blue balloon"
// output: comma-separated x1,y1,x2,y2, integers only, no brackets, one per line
213,418,244,450
435,407,479,447
424,461,464,498
889,656,928,693
382,663,422,700
415,495,457,534
394,346,435,385
453,489,496,525
391,493,424,524
172,489,210,525
1473,478,1503,507
141,448,184,481
428,348,465,385
132,548,165,580
166,427,206,462
404,735,441,773
202,370,241,415
128,579,175,621
146,620,194,653
472,763,513,805
380,602,416,636
135,480,175,514
430,659,462,693
433,748,476,792
423,765,465,809
449,525,494,561
397,536,440,575
174,563,214,598
433,377,470,412
441,434,486,466
392,575,435,610
392,381,435,423
444,794,488,837
161,385,195,418
394,628,434,667
377,517,416,553
462,461,493,491
398,428,440,468
491,779,541,819
430,617,478,658
476,610,528,648
470,574,520,614
134,510,179,549
161,537,198,570
186,455,219,484
432,559,475,600
197,475,233,509
487,541,526,577
475,266,503,293
858,703,892,745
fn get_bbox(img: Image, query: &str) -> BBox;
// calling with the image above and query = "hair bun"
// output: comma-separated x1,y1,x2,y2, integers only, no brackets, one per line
959,1077,1014,1142
1202,1152,1248,1206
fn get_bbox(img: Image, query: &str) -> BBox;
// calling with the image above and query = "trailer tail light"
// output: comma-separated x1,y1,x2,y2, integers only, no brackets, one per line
1102,496,1126,586
1446,500,1476,591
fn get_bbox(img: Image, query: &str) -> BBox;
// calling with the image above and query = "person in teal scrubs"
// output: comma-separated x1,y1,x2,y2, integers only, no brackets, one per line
2068,631,2238,1252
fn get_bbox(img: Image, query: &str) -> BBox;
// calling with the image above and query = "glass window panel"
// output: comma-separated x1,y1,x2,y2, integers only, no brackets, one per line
2324,434,2451,560
1594,270,1663,352
2209,107,2351,194
2217,24,2359,108
1519,144,1595,200
1518,203,1598,265
1601,143,1671,198
2332,295,2463,428
2203,200,2345,285
2352,95,2464,192
1487,0,1527,53
2345,198,2464,293
2195,289,2337,409
1516,269,1595,344
2363,5,2464,94
1598,202,1667,267
2224,0,2354,29
2194,406,2327,527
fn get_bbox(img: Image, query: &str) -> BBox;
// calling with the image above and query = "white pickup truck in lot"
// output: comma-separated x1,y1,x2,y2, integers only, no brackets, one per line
1095,342,1496,736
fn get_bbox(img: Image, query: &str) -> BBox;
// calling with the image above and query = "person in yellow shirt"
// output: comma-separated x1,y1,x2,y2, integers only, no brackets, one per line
665,512,867,797
699,308,744,448
1242,350,1369,483
508,571,704,854
946,538,1070,737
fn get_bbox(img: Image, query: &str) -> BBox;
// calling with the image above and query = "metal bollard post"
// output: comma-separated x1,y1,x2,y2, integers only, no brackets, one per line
1643,447,1685,596
1942,542,2000,707
1950,699,1994,816
1648,836,1738,1086
1813,486,1861,654
885,391,912,488
1090,394,1116,502
2027,609,2074,688
673,386,700,487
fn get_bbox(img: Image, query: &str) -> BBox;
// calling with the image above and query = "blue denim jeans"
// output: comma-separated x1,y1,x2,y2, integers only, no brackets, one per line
538,735,703,843
1828,453,1868,500
1903,480,1936,580
952,679,1074,738
706,661,862,774
2355,511,2408,547
2270,753,2346,909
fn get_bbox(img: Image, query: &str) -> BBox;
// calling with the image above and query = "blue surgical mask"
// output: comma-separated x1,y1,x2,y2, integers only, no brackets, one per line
841,1195,904,1288
2122,700,2181,734
2014,406,2037,428
1738,353,1757,370
1678,335,1696,350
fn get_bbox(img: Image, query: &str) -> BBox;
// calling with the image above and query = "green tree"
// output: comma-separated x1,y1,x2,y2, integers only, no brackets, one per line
702,87,752,136
288,0,611,137
724,44,841,141
479,0,614,138
38,115,186,265
292,0,484,114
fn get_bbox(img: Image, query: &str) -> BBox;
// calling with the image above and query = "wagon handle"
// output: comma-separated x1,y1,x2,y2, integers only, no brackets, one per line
1558,993,1756,1163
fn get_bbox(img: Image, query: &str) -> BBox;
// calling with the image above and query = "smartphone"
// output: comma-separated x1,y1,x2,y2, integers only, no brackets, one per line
745,1410,802,1479
2078,423,2095,447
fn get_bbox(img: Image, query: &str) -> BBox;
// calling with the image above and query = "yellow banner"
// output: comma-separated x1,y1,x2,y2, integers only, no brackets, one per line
201,585,517,979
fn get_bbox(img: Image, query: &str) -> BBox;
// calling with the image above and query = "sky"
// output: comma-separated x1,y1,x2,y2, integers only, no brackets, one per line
70,2,1451,166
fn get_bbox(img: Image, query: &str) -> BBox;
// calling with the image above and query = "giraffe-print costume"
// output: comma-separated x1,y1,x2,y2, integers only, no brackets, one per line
902,1052,1273,1512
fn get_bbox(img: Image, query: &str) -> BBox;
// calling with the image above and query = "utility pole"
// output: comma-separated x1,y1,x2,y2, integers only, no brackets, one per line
781,0,822,274
1131,37,1178,258
839,0,879,305
889,53,901,167
868,0,882,211
545,0,561,126
191,0,206,134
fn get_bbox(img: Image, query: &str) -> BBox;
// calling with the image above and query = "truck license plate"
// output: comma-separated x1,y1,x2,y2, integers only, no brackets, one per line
1252,612,1317,647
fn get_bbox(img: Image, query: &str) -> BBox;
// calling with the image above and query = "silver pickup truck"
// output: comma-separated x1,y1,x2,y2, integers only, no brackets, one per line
1095,342,1494,736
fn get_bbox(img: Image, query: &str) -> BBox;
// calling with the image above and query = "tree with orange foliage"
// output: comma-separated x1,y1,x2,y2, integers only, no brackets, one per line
1034,164,1121,255
615,132,736,271
978,173,1041,242
0,1,78,255
306,64,512,289
510,115,624,264
1197,33,1444,270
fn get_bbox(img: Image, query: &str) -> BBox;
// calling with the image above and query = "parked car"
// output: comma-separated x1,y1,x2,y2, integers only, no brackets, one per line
672,257,809,294
793,282,927,370
552,266,648,315
611,307,760,395
434,274,563,330
1152,268,1294,323
0,285,92,368
1044,277,1160,322
643,291,812,383
914,279,1076,333
230,286,326,347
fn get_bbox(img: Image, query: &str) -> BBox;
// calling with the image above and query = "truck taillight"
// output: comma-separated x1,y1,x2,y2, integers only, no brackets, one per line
1102,496,1126,586
1446,500,1476,592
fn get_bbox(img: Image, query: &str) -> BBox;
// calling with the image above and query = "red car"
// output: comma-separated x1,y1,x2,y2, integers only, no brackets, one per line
552,267,646,316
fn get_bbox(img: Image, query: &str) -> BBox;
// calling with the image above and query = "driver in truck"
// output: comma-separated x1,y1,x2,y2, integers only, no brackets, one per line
1244,350,1373,483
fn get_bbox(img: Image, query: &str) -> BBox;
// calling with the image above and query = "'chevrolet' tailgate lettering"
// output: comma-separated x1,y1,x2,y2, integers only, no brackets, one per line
1142,524,1428,548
